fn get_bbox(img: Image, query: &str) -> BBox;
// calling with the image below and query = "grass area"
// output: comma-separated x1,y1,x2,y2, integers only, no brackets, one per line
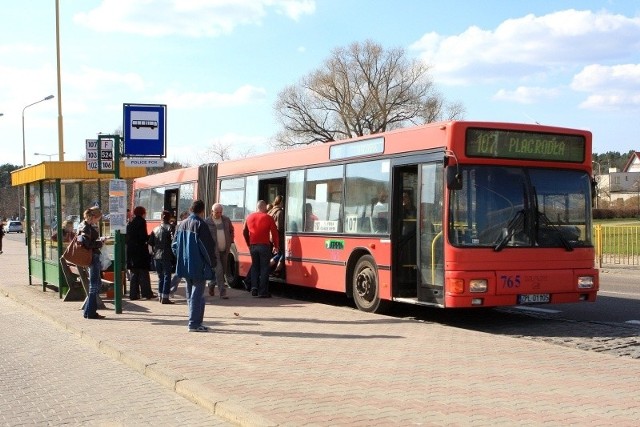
593,218,640,226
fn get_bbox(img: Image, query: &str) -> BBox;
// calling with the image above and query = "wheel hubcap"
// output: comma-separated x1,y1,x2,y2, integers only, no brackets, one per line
355,266,376,302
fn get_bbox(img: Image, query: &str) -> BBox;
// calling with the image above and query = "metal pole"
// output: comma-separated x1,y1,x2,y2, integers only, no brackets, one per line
55,0,65,161
22,95,55,167
113,136,123,314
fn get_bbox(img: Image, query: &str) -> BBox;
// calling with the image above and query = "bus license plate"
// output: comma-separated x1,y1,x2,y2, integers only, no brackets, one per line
518,294,550,304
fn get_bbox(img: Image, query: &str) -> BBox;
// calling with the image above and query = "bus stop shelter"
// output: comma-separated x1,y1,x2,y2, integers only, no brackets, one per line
10,161,147,299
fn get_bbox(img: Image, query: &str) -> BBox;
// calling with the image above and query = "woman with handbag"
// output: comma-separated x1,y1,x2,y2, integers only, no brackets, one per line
79,206,108,320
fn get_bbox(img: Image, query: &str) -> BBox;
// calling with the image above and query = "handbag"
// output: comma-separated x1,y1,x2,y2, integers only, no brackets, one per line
62,235,93,267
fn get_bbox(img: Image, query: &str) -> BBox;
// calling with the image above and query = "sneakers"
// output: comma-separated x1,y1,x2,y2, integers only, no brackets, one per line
188,325,209,332
251,289,258,297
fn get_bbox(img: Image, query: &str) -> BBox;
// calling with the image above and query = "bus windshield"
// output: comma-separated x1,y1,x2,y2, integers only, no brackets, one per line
448,166,593,250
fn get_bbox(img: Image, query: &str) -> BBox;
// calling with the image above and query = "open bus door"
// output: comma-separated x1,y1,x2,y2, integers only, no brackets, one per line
417,162,445,305
392,162,445,306
257,176,287,280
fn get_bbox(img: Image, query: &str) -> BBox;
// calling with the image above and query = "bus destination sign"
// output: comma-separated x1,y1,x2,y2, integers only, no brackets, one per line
465,128,585,162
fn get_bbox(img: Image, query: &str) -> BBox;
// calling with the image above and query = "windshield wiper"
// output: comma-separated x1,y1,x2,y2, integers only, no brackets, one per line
537,211,574,251
493,209,525,252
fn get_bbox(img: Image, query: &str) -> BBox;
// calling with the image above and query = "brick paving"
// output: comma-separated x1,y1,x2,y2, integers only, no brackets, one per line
1,236,639,426
0,295,232,427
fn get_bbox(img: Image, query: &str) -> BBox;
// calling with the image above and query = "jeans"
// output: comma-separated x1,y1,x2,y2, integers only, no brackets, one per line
84,252,101,318
155,259,173,299
250,243,271,296
185,279,206,329
170,274,182,294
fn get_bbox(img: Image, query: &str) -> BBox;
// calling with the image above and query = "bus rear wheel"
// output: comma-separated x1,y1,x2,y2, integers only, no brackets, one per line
352,255,388,313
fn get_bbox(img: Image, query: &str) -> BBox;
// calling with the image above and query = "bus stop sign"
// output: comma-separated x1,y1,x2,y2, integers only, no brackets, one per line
123,103,167,157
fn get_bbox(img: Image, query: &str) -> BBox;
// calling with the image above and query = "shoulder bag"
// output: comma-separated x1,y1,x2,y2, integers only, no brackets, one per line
62,235,93,267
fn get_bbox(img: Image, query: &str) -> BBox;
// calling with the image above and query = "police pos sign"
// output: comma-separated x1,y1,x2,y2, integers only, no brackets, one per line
123,103,166,157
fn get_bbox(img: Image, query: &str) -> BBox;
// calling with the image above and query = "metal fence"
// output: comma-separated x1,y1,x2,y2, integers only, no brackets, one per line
594,225,640,267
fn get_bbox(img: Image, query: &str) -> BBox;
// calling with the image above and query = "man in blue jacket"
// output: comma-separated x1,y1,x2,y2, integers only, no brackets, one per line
172,199,217,332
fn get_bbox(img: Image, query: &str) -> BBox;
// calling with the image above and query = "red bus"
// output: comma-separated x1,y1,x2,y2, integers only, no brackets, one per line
132,121,599,313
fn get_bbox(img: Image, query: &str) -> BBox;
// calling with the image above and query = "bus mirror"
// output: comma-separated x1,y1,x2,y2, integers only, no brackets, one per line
447,167,463,190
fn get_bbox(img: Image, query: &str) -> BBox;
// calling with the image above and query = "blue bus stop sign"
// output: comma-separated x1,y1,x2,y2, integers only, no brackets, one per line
123,103,166,156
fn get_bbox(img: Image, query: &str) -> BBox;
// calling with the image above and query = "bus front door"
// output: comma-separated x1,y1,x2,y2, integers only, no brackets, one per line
417,162,444,305
393,162,444,305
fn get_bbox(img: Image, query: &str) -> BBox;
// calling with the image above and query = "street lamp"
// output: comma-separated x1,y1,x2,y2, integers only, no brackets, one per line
592,161,602,209
34,152,64,161
22,95,54,167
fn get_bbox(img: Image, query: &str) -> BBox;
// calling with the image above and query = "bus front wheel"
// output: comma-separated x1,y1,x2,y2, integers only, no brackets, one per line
352,255,388,313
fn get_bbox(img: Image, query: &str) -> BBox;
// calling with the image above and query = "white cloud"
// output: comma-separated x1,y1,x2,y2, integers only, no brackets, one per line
411,9,640,85
571,63,640,91
157,85,267,109
493,86,560,104
73,0,315,37
572,64,640,109
272,0,316,21
67,66,146,95
0,43,45,55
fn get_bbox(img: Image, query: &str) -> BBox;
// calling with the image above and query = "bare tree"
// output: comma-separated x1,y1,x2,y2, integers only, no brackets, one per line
204,140,234,162
203,139,260,162
273,40,464,148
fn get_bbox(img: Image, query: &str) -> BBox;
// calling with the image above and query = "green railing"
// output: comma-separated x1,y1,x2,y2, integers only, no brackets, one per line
594,225,640,267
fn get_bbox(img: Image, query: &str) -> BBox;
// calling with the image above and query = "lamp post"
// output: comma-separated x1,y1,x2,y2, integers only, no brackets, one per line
22,95,54,167
34,152,64,161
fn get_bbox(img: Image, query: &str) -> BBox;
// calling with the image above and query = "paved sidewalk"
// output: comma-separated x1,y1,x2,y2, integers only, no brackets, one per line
1,237,639,426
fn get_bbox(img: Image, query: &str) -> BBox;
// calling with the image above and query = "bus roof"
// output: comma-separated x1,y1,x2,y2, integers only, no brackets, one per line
217,120,591,177
132,164,201,189
132,120,592,186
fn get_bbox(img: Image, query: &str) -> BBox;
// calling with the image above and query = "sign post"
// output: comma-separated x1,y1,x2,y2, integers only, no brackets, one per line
98,134,124,313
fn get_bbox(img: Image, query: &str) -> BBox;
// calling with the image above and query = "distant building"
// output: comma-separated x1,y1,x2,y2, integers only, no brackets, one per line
602,151,640,207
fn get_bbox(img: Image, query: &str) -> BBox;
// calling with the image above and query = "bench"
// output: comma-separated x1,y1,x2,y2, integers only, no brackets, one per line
60,257,107,310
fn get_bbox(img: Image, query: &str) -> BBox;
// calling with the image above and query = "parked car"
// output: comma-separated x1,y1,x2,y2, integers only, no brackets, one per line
5,220,24,233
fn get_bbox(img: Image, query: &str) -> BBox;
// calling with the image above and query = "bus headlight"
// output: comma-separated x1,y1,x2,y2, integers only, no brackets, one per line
577,276,594,289
469,279,488,293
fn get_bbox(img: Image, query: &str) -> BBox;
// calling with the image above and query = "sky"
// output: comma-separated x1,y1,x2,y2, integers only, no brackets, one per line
1,0,640,168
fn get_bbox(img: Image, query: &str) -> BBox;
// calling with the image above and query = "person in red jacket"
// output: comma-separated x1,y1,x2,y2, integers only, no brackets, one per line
242,200,279,298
